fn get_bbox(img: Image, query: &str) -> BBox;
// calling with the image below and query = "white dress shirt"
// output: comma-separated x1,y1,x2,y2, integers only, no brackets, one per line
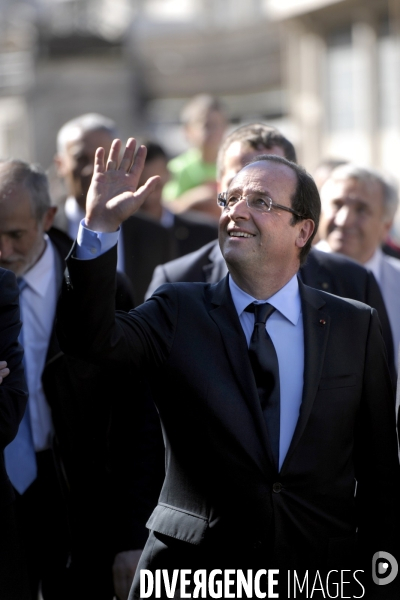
76,221,304,471
365,247,400,367
229,275,304,471
21,235,57,451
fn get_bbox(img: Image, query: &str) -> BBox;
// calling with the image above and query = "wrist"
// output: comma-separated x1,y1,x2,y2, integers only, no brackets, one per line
85,213,120,233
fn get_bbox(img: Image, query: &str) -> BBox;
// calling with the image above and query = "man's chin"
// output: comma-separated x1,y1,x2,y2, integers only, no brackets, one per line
328,237,356,260
0,262,22,276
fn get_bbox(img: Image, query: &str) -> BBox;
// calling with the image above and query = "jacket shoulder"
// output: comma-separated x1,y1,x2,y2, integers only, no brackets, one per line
301,280,374,313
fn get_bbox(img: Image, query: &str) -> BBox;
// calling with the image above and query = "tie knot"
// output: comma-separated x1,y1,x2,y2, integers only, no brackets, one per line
245,302,275,324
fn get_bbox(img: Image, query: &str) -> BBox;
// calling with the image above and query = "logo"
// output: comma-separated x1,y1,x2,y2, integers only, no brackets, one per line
372,552,398,586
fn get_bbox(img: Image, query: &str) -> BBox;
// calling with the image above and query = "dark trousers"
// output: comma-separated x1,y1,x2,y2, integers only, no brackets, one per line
14,449,72,600
0,500,30,600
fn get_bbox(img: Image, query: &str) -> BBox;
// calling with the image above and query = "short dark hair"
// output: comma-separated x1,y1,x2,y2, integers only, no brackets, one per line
0,159,51,220
217,123,297,180
140,141,169,164
244,154,320,265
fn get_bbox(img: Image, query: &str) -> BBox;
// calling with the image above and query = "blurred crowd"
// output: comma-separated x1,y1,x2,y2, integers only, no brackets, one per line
0,91,400,600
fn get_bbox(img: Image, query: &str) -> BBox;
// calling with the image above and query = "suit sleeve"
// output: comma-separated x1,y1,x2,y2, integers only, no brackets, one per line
355,308,400,571
57,243,176,372
0,269,28,449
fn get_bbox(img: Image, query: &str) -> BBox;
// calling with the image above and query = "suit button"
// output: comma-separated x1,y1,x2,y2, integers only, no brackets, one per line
272,482,283,493
253,540,262,550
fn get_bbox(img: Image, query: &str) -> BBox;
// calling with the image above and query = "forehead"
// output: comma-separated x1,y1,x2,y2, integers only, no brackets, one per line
65,128,114,157
220,141,287,188
229,159,297,196
321,176,384,207
0,180,34,220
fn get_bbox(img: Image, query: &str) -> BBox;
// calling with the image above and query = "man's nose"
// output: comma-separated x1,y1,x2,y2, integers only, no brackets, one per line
228,198,251,220
334,204,354,227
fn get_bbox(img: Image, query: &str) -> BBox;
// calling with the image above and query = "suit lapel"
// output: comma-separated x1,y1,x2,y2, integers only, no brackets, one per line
208,276,276,474
281,280,330,471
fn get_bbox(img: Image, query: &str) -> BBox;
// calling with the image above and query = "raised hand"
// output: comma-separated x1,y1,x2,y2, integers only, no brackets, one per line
85,138,160,233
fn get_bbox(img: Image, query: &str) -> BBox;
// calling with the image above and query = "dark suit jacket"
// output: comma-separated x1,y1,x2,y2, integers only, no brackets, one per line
57,245,400,598
121,212,217,307
147,240,396,388
0,268,30,600
42,228,164,599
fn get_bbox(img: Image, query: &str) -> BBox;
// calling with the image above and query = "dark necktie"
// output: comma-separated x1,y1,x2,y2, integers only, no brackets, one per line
4,277,37,494
246,302,280,469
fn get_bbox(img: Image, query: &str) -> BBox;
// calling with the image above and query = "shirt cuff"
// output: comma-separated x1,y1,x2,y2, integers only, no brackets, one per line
76,219,120,259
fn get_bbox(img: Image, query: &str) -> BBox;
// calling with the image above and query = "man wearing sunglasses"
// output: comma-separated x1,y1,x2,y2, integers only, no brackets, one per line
57,138,400,599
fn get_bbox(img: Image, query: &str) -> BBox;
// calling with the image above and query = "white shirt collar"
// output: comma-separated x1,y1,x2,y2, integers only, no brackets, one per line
229,273,301,326
23,234,55,298
364,247,384,284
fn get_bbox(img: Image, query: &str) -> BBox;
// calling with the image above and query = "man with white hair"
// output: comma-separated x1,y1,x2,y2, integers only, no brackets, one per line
317,163,400,366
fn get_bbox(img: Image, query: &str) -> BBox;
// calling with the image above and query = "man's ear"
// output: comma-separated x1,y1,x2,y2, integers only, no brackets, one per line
42,206,58,232
296,219,315,249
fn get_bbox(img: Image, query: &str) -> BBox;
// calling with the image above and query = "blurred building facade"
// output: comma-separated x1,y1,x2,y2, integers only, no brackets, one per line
266,0,400,181
0,0,286,173
0,0,399,194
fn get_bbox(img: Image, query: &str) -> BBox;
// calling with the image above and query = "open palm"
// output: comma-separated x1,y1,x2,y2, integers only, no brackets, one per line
85,138,160,232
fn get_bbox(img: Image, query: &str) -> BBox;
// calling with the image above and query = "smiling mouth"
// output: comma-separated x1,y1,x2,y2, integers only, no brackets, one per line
228,231,254,238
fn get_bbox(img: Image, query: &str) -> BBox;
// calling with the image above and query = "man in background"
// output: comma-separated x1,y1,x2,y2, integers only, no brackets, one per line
1,159,163,599
163,94,228,221
163,94,228,201
0,267,30,600
137,140,218,254
317,163,400,372
54,114,217,306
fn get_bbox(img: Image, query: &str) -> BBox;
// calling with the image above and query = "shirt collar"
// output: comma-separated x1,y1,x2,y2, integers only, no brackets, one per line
23,234,55,298
229,273,301,326
364,247,383,284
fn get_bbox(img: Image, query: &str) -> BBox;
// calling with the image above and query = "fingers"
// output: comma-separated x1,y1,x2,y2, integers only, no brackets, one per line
94,147,106,174
106,139,123,171
118,138,137,172
130,144,147,178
